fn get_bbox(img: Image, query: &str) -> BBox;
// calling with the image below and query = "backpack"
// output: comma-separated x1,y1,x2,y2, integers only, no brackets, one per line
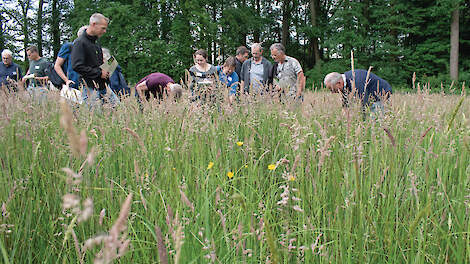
44,62,65,88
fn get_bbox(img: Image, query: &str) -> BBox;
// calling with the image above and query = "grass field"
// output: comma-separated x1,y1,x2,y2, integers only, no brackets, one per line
0,88,469,263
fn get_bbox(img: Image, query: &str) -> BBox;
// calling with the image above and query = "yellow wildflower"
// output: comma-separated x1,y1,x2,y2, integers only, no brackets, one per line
244,165,248,168
207,162,214,170
288,175,296,181
227,171,234,179
236,141,244,146
268,164,276,171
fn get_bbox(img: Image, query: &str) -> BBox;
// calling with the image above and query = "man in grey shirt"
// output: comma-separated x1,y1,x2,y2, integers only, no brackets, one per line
22,45,50,89
270,43,305,100
240,43,273,95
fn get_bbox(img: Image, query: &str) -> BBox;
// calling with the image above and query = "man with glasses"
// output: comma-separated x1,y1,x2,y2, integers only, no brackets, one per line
0,49,23,91
240,43,273,95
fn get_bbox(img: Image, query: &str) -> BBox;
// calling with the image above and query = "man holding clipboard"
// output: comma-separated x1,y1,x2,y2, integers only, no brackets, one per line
71,13,119,107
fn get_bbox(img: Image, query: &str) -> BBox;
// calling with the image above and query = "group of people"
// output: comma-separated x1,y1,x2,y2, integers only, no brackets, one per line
0,12,392,112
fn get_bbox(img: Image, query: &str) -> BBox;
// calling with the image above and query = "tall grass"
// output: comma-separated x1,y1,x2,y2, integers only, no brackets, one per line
0,87,468,263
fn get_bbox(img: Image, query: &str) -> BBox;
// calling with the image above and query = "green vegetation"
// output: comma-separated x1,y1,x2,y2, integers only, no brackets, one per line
0,89,468,263
2,0,470,89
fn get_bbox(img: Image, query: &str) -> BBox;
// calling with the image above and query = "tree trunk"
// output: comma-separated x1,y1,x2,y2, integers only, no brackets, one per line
21,0,32,63
239,0,247,45
253,0,260,43
37,0,44,56
281,0,291,48
450,5,459,80
309,0,321,66
51,0,61,58
0,16,4,51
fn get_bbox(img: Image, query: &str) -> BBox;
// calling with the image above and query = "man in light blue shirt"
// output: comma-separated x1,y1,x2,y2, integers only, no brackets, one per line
240,43,273,95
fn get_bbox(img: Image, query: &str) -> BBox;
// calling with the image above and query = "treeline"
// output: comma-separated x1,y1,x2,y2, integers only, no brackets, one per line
1,0,469,90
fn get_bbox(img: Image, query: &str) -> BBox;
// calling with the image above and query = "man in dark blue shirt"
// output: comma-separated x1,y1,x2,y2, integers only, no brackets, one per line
324,69,392,110
1,49,23,91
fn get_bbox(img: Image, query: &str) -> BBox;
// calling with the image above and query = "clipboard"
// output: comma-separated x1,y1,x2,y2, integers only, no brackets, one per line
100,56,118,75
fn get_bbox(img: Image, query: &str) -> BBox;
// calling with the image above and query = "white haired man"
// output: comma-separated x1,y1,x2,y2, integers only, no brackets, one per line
135,72,182,101
270,43,305,101
102,48,130,97
324,70,392,113
0,49,23,91
71,13,119,107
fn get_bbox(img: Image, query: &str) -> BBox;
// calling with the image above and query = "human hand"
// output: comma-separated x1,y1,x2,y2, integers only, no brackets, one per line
66,80,75,86
101,69,110,79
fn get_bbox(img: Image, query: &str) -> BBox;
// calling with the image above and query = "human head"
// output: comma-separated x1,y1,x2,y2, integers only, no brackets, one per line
167,83,183,99
235,46,249,63
87,13,109,38
251,43,263,61
102,47,111,61
26,45,40,61
194,49,208,67
270,43,286,63
223,56,237,76
1,49,13,66
324,72,344,93
77,25,88,38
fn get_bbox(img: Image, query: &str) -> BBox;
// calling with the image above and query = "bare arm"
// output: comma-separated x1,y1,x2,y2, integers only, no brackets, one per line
54,57,74,86
135,81,148,101
296,71,305,97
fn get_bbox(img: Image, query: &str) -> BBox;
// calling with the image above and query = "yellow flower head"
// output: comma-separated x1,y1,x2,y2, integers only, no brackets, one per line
244,165,248,168
207,162,214,170
236,141,244,146
227,171,234,179
268,164,276,171
288,175,296,181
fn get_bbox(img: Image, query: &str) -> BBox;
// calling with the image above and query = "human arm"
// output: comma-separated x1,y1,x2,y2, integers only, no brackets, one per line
135,81,148,101
54,57,74,86
296,71,305,97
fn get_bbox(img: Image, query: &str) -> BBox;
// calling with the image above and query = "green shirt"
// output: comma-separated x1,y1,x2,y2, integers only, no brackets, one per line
28,57,49,77
28,57,49,87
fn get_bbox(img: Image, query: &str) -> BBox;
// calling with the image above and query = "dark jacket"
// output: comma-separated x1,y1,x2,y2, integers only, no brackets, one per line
235,58,243,79
240,57,273,94
71,31,106,90
343,69,392,107
110,65,130,96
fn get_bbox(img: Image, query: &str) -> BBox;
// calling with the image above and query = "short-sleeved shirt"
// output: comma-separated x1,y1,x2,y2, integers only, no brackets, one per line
249,60,264,93
28,57,49,77
0,62,23,87
188,64,217,92
274,56,302,95
28,57,49,87
136,72,174,100
57,42,79,89
216,66,239,96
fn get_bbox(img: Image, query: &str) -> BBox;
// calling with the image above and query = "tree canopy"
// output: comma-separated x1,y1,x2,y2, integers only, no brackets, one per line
1,0,469,89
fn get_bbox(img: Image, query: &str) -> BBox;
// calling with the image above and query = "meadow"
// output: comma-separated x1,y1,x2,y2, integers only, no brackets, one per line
0,87,469,263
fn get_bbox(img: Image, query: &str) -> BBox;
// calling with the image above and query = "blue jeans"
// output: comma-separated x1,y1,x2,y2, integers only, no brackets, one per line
82,87,120,108
27,85,49,103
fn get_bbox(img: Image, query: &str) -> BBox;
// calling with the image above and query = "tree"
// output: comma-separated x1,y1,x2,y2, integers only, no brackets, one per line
309,0,321,66
36,0,45,56
50,0,61,58
450,3,459,80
